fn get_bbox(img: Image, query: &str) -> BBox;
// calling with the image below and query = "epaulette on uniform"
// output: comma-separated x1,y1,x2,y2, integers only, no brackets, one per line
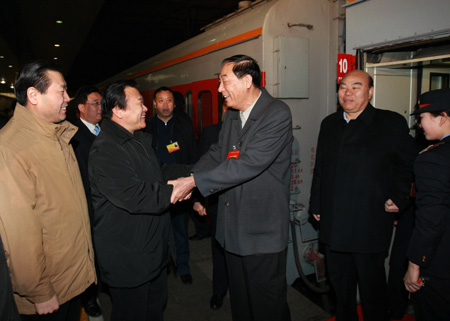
419,141,445,154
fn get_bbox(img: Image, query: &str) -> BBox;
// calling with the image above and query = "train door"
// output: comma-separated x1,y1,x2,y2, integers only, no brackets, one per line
197,90,213,134
364,43,450,136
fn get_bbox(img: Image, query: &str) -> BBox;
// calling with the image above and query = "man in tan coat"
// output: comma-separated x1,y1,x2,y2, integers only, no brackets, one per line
0,60,96,320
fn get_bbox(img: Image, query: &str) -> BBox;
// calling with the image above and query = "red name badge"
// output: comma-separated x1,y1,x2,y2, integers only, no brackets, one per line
227,150,240,159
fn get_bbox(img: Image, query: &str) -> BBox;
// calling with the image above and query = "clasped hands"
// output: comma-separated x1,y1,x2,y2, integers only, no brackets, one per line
168,175,196,204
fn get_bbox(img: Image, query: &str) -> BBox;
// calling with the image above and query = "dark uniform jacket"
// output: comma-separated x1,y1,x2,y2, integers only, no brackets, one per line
145,112,198,165
192,88,293,256
89,119,183,288
309,104,416,253
407,136,450,279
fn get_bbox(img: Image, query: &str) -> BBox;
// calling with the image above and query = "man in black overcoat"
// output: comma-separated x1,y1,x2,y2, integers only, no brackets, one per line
89,80,187,321
309,70,416,321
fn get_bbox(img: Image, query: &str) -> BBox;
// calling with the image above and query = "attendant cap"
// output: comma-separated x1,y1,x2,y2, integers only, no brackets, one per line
411,88,450,115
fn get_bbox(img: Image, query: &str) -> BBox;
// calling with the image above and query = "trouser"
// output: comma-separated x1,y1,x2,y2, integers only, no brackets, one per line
325,247,389,321
209,207,228,296
108,269,167,321
171,210,190,275
225,248,291,321
20,296,81,321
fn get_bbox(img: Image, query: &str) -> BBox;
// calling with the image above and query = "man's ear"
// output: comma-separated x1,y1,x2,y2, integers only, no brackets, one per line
27,87,39,105
112,106,123,119
439,113,449,126
244,74,253,89
78,104,85,116
368,86,374,100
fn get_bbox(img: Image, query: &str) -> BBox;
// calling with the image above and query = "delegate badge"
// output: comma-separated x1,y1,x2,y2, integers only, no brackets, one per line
167,142,180,153
227,150,240,159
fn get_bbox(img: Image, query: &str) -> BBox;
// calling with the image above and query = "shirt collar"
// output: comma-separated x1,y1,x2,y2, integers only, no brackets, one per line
240,90,262,126
80,117,99,135
342,104,375,125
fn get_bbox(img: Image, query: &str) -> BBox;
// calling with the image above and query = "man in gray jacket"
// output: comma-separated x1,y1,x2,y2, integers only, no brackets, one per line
170,55,292,321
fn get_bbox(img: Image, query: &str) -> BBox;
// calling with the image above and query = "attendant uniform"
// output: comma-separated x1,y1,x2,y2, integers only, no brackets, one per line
407,136,450,321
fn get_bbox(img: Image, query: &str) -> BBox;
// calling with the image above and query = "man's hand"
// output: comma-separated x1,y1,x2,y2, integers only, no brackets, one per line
385,199,399,212
313,214,321,221
168,175,196,204
193,201,207,216
35,294,59,315
404,261,423,293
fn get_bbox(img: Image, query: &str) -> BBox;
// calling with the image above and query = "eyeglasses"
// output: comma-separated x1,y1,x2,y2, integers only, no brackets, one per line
86,101,101,106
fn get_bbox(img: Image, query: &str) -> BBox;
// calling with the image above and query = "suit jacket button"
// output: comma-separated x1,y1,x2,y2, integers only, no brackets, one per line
225,202,230,207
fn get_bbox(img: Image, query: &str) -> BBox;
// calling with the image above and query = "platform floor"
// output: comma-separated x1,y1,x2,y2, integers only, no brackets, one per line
88,220,332,321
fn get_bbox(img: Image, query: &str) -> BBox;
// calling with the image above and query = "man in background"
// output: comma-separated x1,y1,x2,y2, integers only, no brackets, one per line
192,101,229,310
0,60,96,320
70,85,103,317
145,86,198,285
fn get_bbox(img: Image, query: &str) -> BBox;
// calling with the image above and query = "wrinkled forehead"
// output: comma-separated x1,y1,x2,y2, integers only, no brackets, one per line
219,62,235,78
341,71,370,87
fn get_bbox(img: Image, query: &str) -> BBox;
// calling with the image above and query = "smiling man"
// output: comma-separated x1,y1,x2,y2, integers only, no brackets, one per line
88,80,187,321
170,55,293,321
0,60,96,320
309,70,416,321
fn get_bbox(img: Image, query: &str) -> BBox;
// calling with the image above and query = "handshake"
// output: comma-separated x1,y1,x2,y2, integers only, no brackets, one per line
168,175,196,204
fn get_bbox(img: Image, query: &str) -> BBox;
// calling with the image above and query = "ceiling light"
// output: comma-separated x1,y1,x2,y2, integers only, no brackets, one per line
56,20,63,24
10,83,14,89
0,56,4,59
8,65,12,68
54,44,60,47
54,57,58,60
1,79,6,84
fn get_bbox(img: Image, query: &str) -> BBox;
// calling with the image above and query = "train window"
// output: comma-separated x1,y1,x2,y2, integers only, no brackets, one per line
430,73,450,90
185,91,193,119
198,90,213,133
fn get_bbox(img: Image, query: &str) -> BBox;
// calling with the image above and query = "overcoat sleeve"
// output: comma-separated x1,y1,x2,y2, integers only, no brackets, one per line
407,149,450,267
0,148,56,304
193,101,292,197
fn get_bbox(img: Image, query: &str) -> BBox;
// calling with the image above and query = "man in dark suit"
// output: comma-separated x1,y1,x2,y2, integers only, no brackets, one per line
404,88,450,321
309,70,416,321
144,87,198,285
70,86,103,317
169,55,292,321
193,102,229,310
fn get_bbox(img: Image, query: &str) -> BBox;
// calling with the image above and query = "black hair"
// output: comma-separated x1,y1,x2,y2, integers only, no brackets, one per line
153,87,174,101
221,55,261,89
74,86,101,108
14,60,63,106
101,80,137,119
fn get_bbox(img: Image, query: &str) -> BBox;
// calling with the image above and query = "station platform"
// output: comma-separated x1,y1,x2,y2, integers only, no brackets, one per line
83,220,332,321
